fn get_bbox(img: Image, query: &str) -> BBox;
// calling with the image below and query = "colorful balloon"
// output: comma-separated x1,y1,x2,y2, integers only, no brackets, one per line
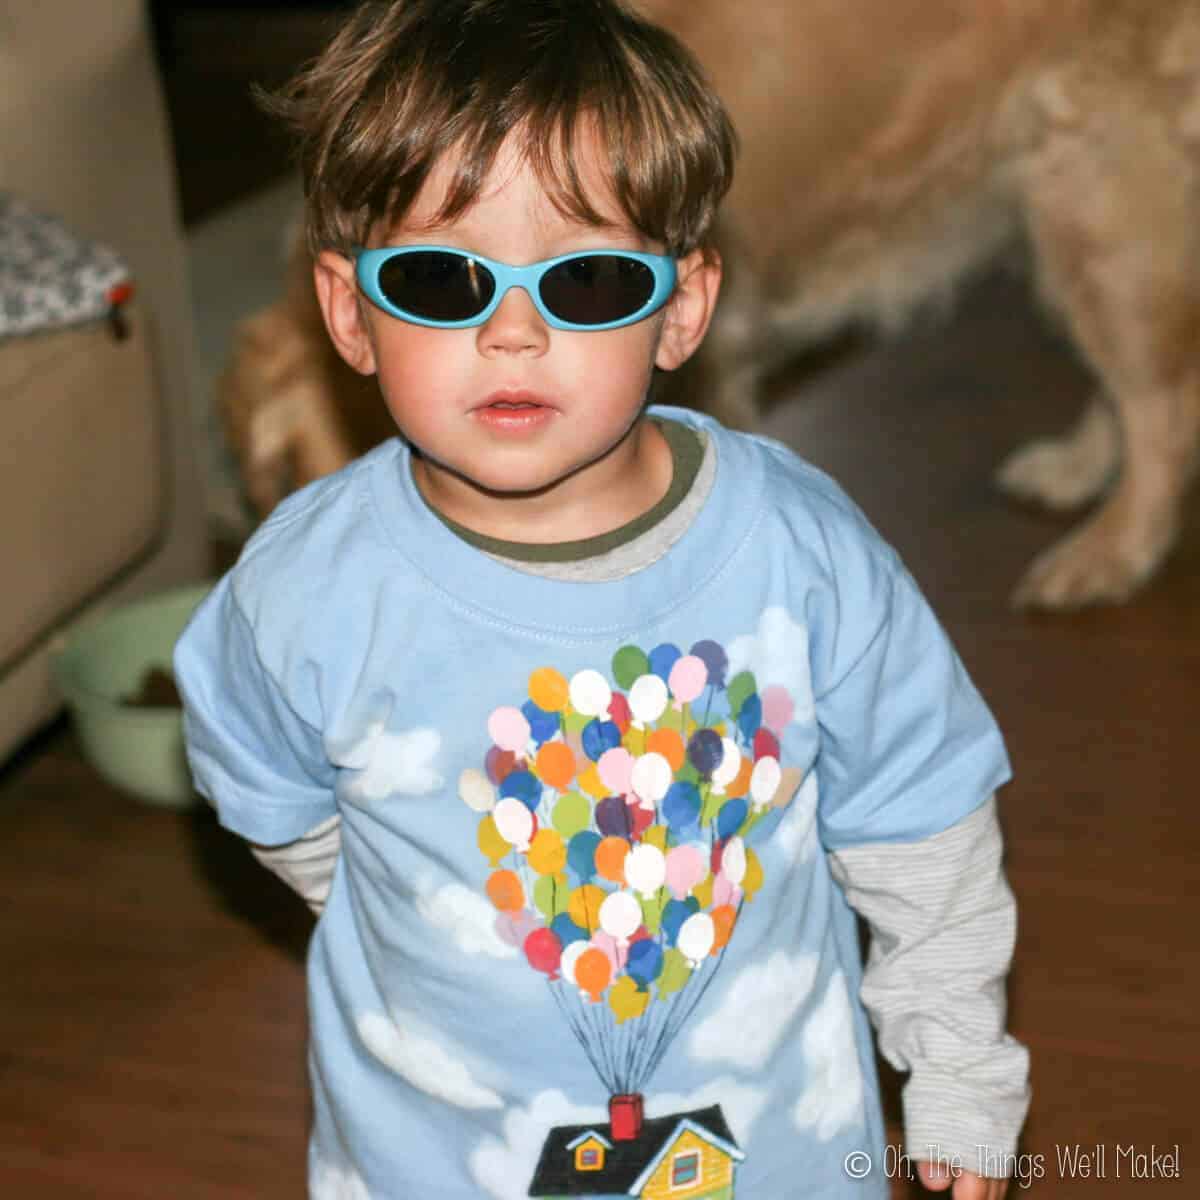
656,946,693,997
711,737,741,789
668,654,708,705
664,844,707,899
552,791,591,838
661,896,700,945
567,883,606,932
761,683,795,732
533,872,570,921
524,927,562,978
581,719,622,761
628,674,669,725
560,939,588,985
742,847,764,900
737,691,763,740
687,728,723,777
716,797,749,841
631,751,672,806
477,814,510,866
663,781,701,834
488,706,530,754
590,929,625,973
595,794,634,838
608,973,650,1022
608,691,632,732
486,869,525,912
535,741,576,790
499,769,541,811
458,767,495,813
550,912,589,946
721,835,747,887
726,670,757,718
611,645,650,690
574,947,612,1002
528,827,568,875
484,745,518,785
753,727,781,762
710,904,737,952
567,830,602,880
646,727,686,772
529,666,569,712
599,890,642,941
648,642,682,681
523,699,560,745
689,639,728,687
677,911,716,965
624,843,667,898
494,797,536,851
750,756,782,809
569,669,612,718
626,938,664,987
597,746,634,795
595,836,630,884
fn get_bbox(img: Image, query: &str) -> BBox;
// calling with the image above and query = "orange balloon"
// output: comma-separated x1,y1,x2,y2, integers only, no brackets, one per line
595,836,630,884
486,869,525,912
574,947,613,1002
726,755,753,798
711,904,737,951
646,727,685,771
529,666,569,712
536,741,576,790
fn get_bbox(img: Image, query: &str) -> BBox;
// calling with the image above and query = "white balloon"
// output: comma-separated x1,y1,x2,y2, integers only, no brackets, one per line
599,890,642,942
628,673,669,725
749,756,782,809
631,752,673,805
493,797,534,851
560,940,589,985
569,669,612,718
677,911,715,965
458,767,496,813
721,836,747,887
711,737,741,789
624,843,667,898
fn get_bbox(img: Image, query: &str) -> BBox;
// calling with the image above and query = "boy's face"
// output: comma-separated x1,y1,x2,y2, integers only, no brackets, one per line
315,126,720,538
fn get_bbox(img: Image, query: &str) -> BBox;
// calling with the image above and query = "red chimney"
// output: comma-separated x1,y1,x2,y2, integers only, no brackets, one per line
609,1093,644,1141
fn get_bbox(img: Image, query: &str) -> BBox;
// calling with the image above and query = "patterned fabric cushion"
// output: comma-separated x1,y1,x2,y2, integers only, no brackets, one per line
0,194,132,338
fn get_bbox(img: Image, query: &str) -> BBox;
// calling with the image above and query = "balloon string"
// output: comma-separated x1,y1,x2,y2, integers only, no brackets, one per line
552,980,614,1094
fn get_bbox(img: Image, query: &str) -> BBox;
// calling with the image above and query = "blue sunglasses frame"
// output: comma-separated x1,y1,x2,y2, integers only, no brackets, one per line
354,246,677,331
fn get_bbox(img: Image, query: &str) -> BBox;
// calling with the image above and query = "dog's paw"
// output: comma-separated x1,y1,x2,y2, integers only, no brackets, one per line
995,434,1111,512
1012,518,1161,609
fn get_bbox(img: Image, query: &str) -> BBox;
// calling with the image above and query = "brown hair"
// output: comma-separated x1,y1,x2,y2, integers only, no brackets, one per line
263,0,737,257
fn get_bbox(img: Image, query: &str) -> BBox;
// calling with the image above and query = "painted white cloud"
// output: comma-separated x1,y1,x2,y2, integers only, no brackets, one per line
792,971,866,1140
687,950,819,1069
470,1089,606,1200
416,879,518,960
342,722,444,800
647,1076,768,1147
774,771,819,864
358,1011,503,1110
310,1155,371,1200
726,606,815,724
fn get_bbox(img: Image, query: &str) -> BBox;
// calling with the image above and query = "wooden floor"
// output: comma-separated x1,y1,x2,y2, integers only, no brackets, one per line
3,260,1197,1196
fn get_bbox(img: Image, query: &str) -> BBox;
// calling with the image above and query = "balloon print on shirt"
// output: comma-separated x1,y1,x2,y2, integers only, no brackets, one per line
458,638,804,1199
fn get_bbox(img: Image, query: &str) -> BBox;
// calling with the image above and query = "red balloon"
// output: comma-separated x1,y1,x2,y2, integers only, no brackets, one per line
628,802,655,841
753,728,780,761
486,746,518,785
608,691,631,733
524,927,562,979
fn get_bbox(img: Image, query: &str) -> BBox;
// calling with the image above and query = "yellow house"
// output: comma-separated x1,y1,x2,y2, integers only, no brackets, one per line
527,1103,743,1198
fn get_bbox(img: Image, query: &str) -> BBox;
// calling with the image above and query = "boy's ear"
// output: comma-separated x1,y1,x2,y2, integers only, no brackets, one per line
313,250,378,375
654,248,722,372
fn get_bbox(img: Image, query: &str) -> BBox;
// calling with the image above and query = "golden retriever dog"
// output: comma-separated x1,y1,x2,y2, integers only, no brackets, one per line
221,0,1200,608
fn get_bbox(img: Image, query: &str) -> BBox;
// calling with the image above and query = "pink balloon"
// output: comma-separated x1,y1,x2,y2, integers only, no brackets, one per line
598,747,634,795
488,706,531,753
761,685,794,733
590,929,627,972
665,844,707,900
668,654,708,705
712,871,736,908
496,910,540,947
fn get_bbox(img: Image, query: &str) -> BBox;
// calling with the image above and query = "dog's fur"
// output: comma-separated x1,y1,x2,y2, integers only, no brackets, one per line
221,0,1200,607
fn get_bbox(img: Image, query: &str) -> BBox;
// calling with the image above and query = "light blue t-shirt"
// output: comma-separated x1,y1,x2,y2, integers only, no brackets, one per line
175,406,1010,1199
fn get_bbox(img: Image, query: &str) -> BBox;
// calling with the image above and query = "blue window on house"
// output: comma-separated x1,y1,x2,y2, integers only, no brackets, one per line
672,1151,700,1186
580,1149,599,1167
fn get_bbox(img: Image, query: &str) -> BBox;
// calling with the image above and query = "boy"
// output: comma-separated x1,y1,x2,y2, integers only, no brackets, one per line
175,1,1030,1196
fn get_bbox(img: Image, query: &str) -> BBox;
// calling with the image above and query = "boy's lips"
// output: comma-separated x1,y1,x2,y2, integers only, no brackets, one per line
472,390,557,432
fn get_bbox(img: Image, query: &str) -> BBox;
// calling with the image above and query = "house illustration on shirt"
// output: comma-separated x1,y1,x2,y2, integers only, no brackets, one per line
527,1097,744,1198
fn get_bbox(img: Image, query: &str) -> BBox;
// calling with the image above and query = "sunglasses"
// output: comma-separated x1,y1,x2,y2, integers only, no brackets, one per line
354,246,677,331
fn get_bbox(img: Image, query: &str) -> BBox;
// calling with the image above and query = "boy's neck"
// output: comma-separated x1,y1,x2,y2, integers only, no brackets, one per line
411,415,673,544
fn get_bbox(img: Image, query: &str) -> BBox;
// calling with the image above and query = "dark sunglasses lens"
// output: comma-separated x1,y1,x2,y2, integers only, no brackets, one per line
539,255,655,325
377,251,495,321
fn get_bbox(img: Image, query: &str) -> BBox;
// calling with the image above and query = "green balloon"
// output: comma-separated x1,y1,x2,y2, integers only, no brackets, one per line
726,670,757,717
639,889,666,935
534,873,570,921
562,709,590,734
612,645,650,690
657,947,692,998
552,791,591,839
700,786,724,825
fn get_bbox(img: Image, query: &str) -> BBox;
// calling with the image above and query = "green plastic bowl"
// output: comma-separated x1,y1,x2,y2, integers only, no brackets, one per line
52,583,212,808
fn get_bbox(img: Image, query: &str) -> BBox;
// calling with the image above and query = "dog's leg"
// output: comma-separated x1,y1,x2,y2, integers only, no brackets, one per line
1011,76,1200,608
996,392,1120,512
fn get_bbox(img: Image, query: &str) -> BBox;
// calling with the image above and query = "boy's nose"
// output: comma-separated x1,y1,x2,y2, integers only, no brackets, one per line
477,285,549,356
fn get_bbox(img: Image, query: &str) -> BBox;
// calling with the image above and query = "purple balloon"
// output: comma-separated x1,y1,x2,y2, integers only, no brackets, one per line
690,639,728,688
595,795,633,838
687,728,723,777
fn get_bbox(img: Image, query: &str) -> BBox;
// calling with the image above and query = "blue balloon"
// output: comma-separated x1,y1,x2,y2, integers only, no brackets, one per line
716,797,748,841
648,642,682,682
661,897,699,946
689,639,728,688
567,830,602,880
581,718,622,761
522,699,559,745
737,692,762,741
551,913,590,946
627,939,664,988
687,728,722,777
662,781,701,833
499,769,541,811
